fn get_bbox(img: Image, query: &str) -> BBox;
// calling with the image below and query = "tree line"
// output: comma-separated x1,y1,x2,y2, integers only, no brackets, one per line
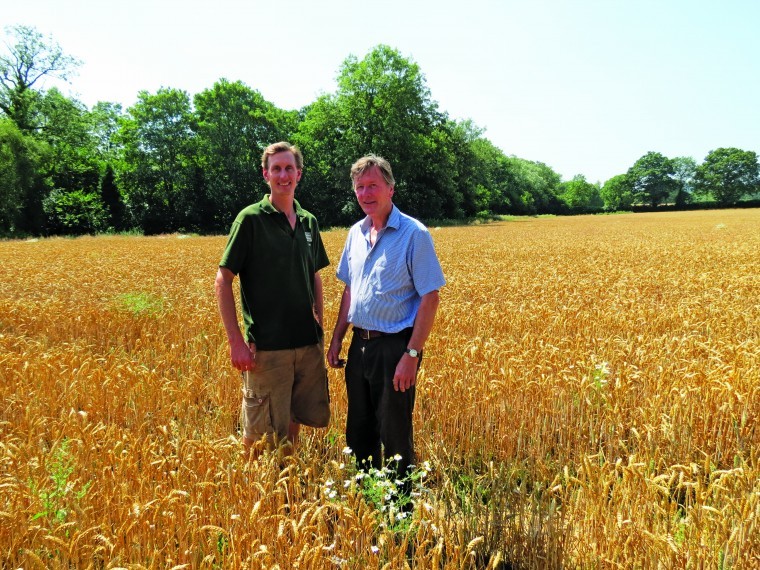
1,25,759,237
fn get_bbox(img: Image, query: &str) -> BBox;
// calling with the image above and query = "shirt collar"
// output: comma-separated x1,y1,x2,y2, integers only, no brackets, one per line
261,194,305,218
360,204,400,233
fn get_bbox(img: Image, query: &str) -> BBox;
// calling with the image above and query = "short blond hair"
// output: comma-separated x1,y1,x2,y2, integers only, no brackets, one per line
261,142,303,170
350,154,395,187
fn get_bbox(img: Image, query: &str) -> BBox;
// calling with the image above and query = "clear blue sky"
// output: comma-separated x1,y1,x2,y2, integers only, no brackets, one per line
5,0,759,184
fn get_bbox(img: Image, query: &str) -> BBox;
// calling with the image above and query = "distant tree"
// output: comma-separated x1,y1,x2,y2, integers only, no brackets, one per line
694,147,759,205
600,174,634,211
0,116,50,234
117,88,195,233
88,101,123,163
294,93,356,225
671,156,697,206
0,25,81,133
0,118,29,232
442,119,489,218
35,88,101,195
43,187,107,235
466,136,523,215
559,175,603,213
193,79,286,231
508,158,564,215
296,45,456,225
100,164,124,230
627,151,677,207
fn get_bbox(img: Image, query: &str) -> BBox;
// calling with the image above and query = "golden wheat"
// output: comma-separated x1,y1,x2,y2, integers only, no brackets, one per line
0,210,758,568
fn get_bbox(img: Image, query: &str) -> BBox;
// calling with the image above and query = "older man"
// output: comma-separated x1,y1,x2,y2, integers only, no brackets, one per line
327,154,445,482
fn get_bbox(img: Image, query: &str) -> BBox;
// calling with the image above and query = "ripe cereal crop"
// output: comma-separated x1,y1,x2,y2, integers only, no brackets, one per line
0,209,757,568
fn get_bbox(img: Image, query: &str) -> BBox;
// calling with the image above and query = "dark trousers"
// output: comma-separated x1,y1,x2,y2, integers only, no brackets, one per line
345,330,417,481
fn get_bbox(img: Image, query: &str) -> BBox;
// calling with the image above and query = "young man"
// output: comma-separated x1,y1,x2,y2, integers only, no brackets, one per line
327,154,445,483
215,142,330,455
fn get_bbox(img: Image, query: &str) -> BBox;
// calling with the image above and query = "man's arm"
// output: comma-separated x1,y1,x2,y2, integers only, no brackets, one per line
327,284,351,368
393,289,440,392
215,266,255,371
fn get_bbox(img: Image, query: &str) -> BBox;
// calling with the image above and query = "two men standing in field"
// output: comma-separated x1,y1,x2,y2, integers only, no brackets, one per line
215,144,444,484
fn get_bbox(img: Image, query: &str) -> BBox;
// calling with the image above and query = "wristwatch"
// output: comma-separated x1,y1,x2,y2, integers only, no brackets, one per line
405,348,420,358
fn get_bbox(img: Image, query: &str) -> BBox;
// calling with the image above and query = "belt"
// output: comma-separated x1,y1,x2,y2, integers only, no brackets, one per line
353,327,411,340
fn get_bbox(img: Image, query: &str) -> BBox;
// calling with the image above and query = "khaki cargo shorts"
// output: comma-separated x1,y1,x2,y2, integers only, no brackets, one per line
241,342,330,443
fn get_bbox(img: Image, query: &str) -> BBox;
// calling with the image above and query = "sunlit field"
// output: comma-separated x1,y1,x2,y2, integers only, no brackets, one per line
1,209,758,568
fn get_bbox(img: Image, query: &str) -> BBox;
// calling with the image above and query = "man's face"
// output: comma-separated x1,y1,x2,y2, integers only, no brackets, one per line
353,165,394,219
263,151,301,199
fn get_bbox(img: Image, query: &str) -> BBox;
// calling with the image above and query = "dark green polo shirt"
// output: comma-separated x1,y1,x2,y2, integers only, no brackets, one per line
220,195,329,350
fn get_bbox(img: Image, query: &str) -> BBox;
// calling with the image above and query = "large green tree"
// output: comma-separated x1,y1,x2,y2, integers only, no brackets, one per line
671,156,697,206
465,136,522,215
694,147,759,205
117,88,196,233
559,175,603,213
443,120,491,218
0,118,25,232
0,25,80,133
89,101,123,163
296,45,458,225
600,174,634,211
627,151,677,207
508,158,564,215
193,79,287,232
0,116,51,234
294,93,357,224
36,88,102,194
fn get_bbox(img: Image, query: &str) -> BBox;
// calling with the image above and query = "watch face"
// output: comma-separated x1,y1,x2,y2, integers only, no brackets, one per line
406,348,418,357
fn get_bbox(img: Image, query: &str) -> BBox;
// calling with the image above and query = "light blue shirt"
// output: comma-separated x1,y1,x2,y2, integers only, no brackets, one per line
336,205,445,332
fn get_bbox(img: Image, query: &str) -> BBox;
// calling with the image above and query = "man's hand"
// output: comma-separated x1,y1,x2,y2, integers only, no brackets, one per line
392,353,419,392
327,335,345,368
230,339,256,371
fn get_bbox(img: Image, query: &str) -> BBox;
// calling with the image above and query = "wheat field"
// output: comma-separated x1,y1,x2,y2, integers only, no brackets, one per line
1,209,758,568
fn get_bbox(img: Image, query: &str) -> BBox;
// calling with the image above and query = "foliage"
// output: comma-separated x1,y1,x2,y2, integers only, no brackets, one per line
325,448,432,534
42,188,108,235
117,88,196,233
114,291,165,316
558,175,603,213
600,173,634,210
88,101,123,163
0,25,81,133
0,116,50,234
296,45,466,225
694,147,760,205
463,135,523,215
670,156,697,206
2,30,758,237
627,151,678,207
99,163,125,231
193,79,286,232
508,157,565,214
35,88,102,195
0,117,30,232
30,439,91,526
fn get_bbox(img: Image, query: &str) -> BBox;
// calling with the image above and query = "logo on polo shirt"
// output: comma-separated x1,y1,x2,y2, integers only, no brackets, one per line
305,231,312,243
